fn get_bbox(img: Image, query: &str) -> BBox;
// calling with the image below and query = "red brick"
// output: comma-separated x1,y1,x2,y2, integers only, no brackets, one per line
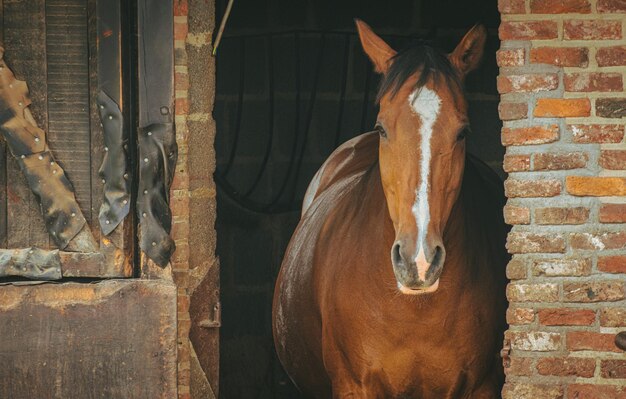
499,102,528,121
567,331,623,352
538,308,596,325
601,308,626,326
502,125,559,146
498,74,558,93
564,20,622,40
498,0,526,13
570,231,626,250
507,282,560,301
598,255,626,273
530,47,589,67
507,258,528,280
600,150,626,170
500,21,559,40
601,360,626,379
535,207,589,224
505,178,562,198
503,383,563,399
175,98,189,115
507,232,566,253
497,48,525,67
598,0,626,12
564,72,623,92
597,98,626,118
530,0,591,13
506,357,534,376
174,21,188,41
597,45,626,66
506,331,562,351
599,203,626,223
569,124,624,143
532,258,591,276
504,204,531,224
534,98,591,117
173,0,188,16
177,294,190,313
563,281,625,302
566,176,626,196
568,384,626,399
533,152,588,171
175,72,189,91
504,154,531,172
536,357,596,377
507,307,536,324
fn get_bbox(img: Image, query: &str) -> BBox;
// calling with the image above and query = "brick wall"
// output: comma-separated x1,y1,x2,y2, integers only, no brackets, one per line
498,0,626,397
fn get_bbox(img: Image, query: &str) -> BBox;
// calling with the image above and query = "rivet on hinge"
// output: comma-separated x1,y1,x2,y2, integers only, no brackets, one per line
198,302,221,328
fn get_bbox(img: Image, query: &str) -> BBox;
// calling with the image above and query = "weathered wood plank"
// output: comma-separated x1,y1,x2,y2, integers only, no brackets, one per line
0,280,178,399
4,0,49,248
45,0,92,225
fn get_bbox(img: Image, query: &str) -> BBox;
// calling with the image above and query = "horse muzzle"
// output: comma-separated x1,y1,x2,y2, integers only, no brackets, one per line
391,238,445,294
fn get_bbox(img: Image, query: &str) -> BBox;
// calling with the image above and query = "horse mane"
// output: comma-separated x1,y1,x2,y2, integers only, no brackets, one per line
377,43,461,103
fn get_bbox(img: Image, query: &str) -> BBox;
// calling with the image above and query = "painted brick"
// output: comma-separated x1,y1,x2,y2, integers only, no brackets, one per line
507,282,560,301
507,331,562,351
535,207,589,224
568,124,624,143
507,357,534,376
499,102,528,121
503,383,563,399
507,307,536,324
597,45,626,66
566,176,626,196
532,258,591,276
597,98,626,118
598,255,626,273
599,203,626,223
173,0,188,16
505,179,562,198
507,232,566,253
568,384,626,399
533,152,588,171
536,357,596,377
500,21,559,40
498,0,526,13
530,47,589,67
534,98,591,117
600,308,626,326
504,154,531,172
502,125,560,146
567,331,622,352
498,74,559,93
570,231,626,250
600,150,626,170
538,309,596,326
564,72,623,92
598,0,626,12
601,360,626,379
530,0,591,14
507,258,528,280
563,281,625,302
504,205,531,224
564,20,622,40
497,48,525,67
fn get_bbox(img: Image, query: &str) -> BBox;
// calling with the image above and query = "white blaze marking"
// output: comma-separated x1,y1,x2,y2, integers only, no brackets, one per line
408,87,441,269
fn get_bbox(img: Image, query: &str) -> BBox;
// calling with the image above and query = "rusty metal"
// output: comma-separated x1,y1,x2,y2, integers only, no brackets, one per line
198,302,222,328
0,248,62,280
137,123,177,267
0,47,95,251
616,331,626,351
97,91,130,235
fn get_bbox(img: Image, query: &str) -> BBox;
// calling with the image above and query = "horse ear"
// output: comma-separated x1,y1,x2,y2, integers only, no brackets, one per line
449,24,487,79
355,19,396,74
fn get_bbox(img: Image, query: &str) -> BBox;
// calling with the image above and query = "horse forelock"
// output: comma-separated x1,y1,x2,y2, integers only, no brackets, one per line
376,44,461,104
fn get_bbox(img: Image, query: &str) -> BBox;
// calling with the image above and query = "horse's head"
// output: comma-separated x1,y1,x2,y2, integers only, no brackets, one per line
356,20,487,295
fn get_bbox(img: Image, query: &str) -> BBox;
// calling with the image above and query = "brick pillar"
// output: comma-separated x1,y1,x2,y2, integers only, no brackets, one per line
498,0,626,397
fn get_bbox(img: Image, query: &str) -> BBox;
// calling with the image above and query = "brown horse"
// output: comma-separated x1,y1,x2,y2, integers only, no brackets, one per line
273,20,509,398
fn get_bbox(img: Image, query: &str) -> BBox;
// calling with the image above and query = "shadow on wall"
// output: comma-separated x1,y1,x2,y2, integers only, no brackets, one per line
213,0,501,397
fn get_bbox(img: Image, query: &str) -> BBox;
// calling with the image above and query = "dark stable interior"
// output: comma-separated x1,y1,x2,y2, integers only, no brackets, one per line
213,0,501,397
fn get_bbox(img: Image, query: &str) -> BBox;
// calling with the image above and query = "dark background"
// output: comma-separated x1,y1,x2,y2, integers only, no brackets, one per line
213,0,502,397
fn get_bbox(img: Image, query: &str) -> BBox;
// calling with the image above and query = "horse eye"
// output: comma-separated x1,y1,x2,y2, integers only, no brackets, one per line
457,126,470,141
376,123,387,138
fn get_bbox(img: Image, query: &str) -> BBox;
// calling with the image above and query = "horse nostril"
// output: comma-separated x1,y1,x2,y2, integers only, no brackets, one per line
392,242,403,267
431,246,445,268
